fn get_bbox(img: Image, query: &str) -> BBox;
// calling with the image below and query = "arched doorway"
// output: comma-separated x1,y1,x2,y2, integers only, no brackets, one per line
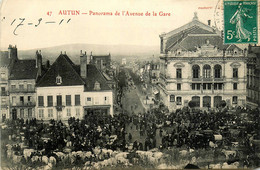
203,96,211,107
214,96,222,107
192,96,200,107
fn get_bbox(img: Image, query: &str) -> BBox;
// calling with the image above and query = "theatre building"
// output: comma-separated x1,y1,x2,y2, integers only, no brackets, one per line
157,13,247,111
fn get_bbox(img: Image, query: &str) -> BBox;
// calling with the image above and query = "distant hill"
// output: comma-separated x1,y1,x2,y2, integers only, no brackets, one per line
17,43,160,64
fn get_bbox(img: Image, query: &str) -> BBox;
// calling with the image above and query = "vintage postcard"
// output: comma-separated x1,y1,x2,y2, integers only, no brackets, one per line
0,0,260,169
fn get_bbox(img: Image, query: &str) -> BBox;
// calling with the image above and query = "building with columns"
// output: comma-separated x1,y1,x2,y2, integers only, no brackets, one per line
157,13,247,111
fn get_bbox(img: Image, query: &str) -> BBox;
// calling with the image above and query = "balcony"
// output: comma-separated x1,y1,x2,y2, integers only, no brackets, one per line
11,101,36,107
192,78,202,81
9,88,35,93
202,77,213,82
214,78,225,82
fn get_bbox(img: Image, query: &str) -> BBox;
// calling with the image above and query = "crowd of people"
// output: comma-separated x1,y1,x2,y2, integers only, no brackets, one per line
1,68,260,168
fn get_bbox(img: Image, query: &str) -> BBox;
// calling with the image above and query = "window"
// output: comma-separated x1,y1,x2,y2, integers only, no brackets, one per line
233,68,238,78
203,83,212,90
1,73,5,79
38,96,44,106
233,83,238,90
1,87,6,92
176,97,182,105
192,83,200,90
76,108,80,116
28,108,32,118
192,84,196,90
170,95,175,102
232,96,238,104
203,65,211,78
66,95,71,106
192,65,200,78
19,84,24,90
20,109,24,118
39,109,44,118
1,98,6,105
203,83,207,90
28,96,31,102
104,96,109,104
214,83,223,90
94,81,101,90
11,85,16,91
56,75,62,85
87,97,91,101
219,84,223,90
57,95,62,106
48,109,53,117
176,68,182,78
214,65,222,78
27,84,33,91
12,96,16,105
67,108,71,117
20,96,24,104
75,95,80,105
47,96,53,107
177,83,181,90
208,83,212,90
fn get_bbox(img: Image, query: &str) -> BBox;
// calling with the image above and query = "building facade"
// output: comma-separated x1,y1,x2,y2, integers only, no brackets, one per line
157,13,247,111
35,52,113,121
247,45,260,108
9,51,42,120
0,46,15,121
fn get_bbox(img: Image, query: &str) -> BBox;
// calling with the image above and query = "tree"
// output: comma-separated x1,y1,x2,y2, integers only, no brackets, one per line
220,100,226,108
188,100,196,108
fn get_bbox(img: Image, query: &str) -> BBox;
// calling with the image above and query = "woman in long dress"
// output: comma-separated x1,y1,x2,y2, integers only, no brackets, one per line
229,2,253,42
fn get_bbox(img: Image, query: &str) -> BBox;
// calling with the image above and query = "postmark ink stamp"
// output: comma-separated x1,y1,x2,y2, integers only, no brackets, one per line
224,0,258,44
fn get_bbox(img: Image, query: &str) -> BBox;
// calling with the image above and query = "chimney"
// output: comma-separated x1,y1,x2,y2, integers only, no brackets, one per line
85,51,91,64
90,51,93,63
36,50,42,76
8,45,18,61
46,60,50,69
80,51,87,78
208,20,211,26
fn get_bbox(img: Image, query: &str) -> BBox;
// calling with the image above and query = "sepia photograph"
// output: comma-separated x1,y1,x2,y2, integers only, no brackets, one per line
0,0,259,169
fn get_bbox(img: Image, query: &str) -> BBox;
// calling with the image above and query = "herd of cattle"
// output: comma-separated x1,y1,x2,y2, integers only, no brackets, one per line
4,141,244,169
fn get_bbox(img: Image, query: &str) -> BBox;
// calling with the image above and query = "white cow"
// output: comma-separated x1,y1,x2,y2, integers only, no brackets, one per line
23,149,35,161
12,155,22,164
209,163,221,169
31,155,41,163
49,156,56,166
222,162,239,169
42,156,49,165
209,141,217,148
54,151,66,160
222,150,236,159
115,152,129,160
179,150,188,156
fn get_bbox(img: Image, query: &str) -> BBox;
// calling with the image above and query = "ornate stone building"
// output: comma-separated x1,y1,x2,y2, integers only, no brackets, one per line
247,45,260,108
157,13,247,111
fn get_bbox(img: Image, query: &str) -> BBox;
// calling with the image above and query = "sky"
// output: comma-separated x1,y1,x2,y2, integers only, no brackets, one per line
0,0,221,50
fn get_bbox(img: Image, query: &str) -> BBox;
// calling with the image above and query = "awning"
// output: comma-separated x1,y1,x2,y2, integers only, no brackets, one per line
83,105,111,109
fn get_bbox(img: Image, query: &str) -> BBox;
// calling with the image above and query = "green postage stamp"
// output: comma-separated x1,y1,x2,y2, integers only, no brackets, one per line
224,0,258,44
